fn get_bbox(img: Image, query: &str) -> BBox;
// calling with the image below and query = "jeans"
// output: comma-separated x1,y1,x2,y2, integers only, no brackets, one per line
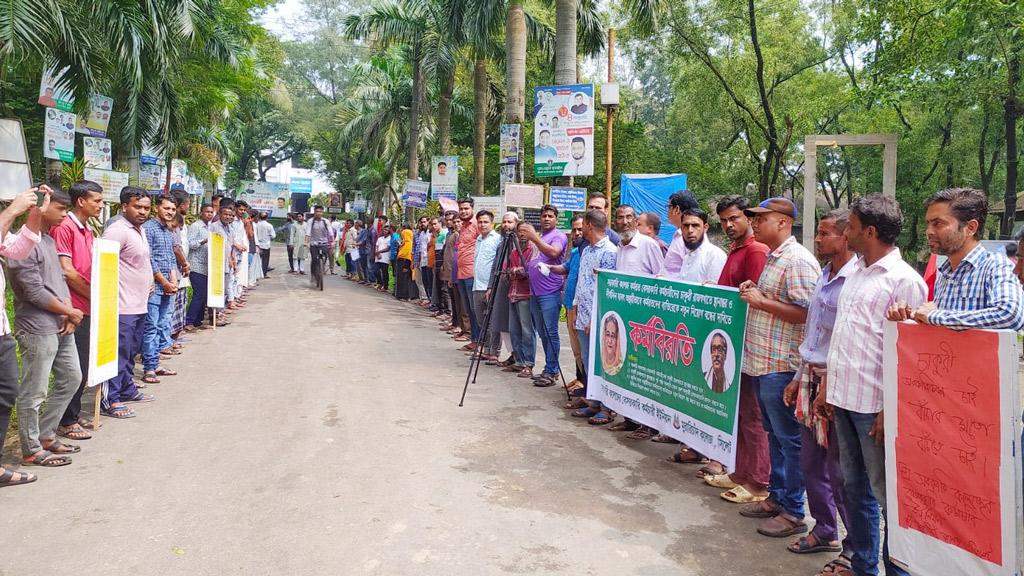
0,335,20,452
509,299,535,367
186,272,209,327
107,314,145,407
834,407,907,576
754,371,805,518
260,247,271,275
286,244,295,271
530,292,562,376
345,253,354,274
16,332,81,456
364,253,376,283
457,278,478,340
143,293,173,371
60,320,92,427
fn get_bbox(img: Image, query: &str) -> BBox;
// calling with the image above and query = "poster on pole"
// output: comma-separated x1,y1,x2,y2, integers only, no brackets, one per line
38,66,74,111
239,181,289,216
499,164,517,195
431,155,459,200
168,159,188,190
44,108,76,162
472,196,505,217
75,95,114,137
883,322,1022,576
138,163,164,193
500,124,520,165
549,186,587,212
87,238,120,386
403,179,429,209
83,137,112,170
84,168,129,202
533,83,594,178
588,271,747,468
208,233,226,308
504,183,544,209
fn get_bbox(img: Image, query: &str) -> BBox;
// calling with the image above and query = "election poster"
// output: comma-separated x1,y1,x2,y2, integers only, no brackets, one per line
44,108,76,162
549,186,587,212
533,83,594,178
239,181,289,216
75,95,114,137
83,168,129,202
83,137,112,169
88,239,120,386
403,179,429,209
500,124,520,165
504,183,544,209
883,322,1022,576
431,155,458,200
169,159,188,190
499,164,517,195
138,163,164,193
588,271,747,468
208,233,226,308
38,66,74,111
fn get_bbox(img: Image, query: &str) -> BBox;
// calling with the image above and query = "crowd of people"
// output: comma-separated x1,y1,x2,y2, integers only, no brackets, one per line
324,188,1023,576
0,183,272,488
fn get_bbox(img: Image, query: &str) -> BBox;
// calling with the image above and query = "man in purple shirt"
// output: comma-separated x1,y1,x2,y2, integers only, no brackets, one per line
520,204,568,387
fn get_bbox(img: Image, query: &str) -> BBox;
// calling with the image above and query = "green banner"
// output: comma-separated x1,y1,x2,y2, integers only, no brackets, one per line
588,270,747,468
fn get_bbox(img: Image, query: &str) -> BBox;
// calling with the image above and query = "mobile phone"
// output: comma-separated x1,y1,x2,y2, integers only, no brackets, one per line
34,191,45,207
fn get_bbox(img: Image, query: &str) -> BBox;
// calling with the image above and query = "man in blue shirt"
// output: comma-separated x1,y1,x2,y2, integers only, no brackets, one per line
141,195,179,385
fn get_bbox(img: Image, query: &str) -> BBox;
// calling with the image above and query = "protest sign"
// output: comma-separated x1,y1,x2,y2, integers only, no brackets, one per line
587,271,747,468
84,168,129,202
533,83,594,177
75,95,114,137
88,238,120,386
500,124,520,165
549,186,586,212
472,196,505,217
403,179,429,209
431,155,458,200
504,183,544,209
44,108,75,162
83,137,112,169
38,66,74,111
883,322,1022,576
208,233,226,308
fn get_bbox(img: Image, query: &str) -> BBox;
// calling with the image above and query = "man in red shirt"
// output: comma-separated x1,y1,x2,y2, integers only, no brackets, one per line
455,198,480,349
701,195,772,505
53,181,103,440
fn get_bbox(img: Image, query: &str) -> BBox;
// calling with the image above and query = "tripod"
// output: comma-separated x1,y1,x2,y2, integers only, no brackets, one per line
459,230,571,406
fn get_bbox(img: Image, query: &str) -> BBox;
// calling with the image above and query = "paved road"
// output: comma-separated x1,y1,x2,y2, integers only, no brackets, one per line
3,251,828,576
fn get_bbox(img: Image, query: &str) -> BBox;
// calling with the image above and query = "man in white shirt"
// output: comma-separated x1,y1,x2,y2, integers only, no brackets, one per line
660,193,726,283
255,211,275,277
614,204,663,276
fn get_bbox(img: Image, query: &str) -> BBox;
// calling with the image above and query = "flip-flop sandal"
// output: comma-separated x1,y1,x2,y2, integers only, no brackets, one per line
23,450,71,467
42,440,80,454
102,405,136,419
571,406,599,418
564,397,588,410
627,427,655,440
588,411,614,425
142,373,160,384
650,433,681,444
124,392,156,404
720,485,767,503
155,368,178,376
815,557,854,576
787,535,843,554
533,377,556,387
57,424,92,440
696,463,726,478
667,449,709,464
704,473,739,489
0,468,37,487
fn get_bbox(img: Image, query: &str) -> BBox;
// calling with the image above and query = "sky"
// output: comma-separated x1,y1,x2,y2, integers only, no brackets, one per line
259,0,307,41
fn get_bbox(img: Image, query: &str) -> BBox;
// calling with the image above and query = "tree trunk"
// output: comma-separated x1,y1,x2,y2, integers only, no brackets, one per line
554,0,577,85
437,72,456,155
1003,51,1019,238
504,0,527,125
473,57,487,197
407,41,424,220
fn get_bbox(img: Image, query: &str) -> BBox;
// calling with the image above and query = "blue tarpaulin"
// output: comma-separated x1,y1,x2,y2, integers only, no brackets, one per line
620,173,688,245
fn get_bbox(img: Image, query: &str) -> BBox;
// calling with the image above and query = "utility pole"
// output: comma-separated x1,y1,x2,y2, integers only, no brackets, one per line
603,28,618,208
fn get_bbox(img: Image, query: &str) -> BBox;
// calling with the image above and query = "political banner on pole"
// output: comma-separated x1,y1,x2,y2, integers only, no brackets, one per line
38,66,74,111
403,179,429,208
883,322,1022,576
500,124,520,165
208,233,226,308
75,95,114,137
88,239,119,386
44,108,75,162
504,183,544,209
533,83,594,178
499,164,517,195
138,163,164,193
587,271,747,468
549,186,586,212
169,159,188,190
239,181,289,217
83,137,112,169
431,155,458,200
84,168,129,202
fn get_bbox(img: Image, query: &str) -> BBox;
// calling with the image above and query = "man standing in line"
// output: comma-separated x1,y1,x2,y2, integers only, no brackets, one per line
775,210,856,560
472,211,502,359
637,212,669,255
344,219,359,279
53,181,103,441
255,211,275,277
414,216,433,303
734,197,819,538
506,221,535,378
291,212,307,274
430,216,448,316
660,193,726,283
455,199,480,350
519,204,568,387
11,185,84,467
357,219,372,282
168,191,191,346
141,195,179,385
559,215,586,403
329,215,343,274
818,194,925,576
585,194,621,245
209,201,238,326
101,187,157,419
184,203,215,331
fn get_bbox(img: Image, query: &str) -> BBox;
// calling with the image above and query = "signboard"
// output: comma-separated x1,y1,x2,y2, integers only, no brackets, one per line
38,66,74,111
75,95,114,137
44,108,76,162
587,271,747,468
431,155,459,200
522,208,541,228
884,322,1022,576
83,137,112,170
556,210,579,231
140,144,162,166
138,163,163,193
239,181,289,216
472,196,505,217
549,186,587,212
504,183,544,209
403,179,429,209
351,198,368,213
207,233,226,308
84,168,129,202
87,238,120,386
289,177,313,195
500,124,520,165
533,83,595,177
499,164,517,195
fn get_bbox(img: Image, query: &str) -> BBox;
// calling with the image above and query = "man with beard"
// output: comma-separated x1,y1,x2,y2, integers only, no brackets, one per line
565,137,589,176
661,192,726,283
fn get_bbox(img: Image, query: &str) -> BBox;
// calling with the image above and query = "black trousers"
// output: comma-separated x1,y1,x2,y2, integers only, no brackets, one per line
0,334,19,451
420,266,433,300
59,320,91,427
377,262,389,289
396,258,413,300
433,262,448,313
286,245,295,271
260,248,271,276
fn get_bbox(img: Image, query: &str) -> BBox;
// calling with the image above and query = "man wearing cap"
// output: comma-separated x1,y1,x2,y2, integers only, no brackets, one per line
735,197,820,539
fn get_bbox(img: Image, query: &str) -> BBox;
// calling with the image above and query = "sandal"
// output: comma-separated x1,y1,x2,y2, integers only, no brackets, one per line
517,367,534,378
696,462,726,478
787,534,842,554
142,372,160,384
815,557,854,576
564,397,588,410
102,405,136,419
608,420,640,432
626,426,655,440
533,376,556,387
757,514,808,538
588,411,614,425
154,368,177,376
124,392,156,404
22,450,71,467
571,406,599,418
720,485,767,503
160,348,182,355
650,433,681,444
0,468,37,487
42,440,80,454
57,423,92,440
704,473,739,489
667,448,708,464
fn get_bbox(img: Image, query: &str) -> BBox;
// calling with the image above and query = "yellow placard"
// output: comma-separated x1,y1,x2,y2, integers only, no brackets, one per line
89,238,120,386
208,233,225,308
